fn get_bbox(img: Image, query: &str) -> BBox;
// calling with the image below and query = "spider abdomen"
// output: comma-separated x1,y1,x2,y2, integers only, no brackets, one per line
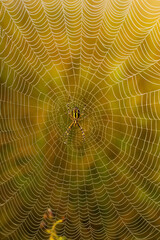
72,107,80,120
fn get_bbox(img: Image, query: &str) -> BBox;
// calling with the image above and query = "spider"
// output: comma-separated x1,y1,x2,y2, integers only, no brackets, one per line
64,103,86,143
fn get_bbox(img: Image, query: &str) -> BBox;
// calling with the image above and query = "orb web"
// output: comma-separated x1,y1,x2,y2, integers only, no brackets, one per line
1,0,160,239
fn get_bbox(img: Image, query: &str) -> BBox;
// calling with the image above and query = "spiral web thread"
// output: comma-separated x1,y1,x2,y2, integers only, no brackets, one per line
1,0,160,239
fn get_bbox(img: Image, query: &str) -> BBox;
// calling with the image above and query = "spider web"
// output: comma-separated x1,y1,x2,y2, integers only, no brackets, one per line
1,0,160,239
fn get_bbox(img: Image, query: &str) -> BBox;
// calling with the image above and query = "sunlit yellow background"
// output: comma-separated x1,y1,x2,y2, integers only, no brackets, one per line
1,0,160,239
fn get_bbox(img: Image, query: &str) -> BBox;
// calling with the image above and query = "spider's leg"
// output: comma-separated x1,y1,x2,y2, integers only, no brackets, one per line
67,103,70,115
67,102,74,121
77,122,85,141
79,104,86,120
82,103,86,112
64,122,74,143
